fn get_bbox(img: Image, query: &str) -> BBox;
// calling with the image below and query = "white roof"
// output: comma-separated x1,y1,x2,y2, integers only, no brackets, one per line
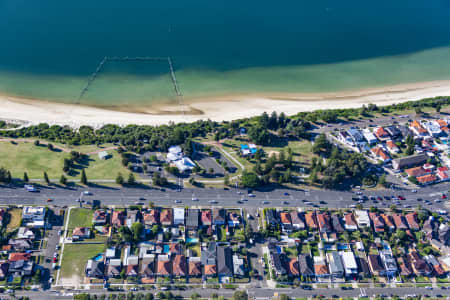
362,129,377,142
98,151,108,158
354,210,370,224
168,145,182,154
248,144,257,149
106,248,116,258
340,251,357,269
174,157,195,172
173,208,185,220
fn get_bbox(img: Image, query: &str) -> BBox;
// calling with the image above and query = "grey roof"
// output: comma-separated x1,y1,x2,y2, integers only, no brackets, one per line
298,254,314,276
385,126,402,138
290,211,304,228
271,252,286,275
186,209,199,228
86,260,104,278
201,242,217,266
266,209,279,225
328,252,344,275
393,153,427,169
331,215,344,233
217,246,233,277
213,208,226,223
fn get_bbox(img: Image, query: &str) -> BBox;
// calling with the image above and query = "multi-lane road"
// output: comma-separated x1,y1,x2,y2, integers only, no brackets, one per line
0,181,449,211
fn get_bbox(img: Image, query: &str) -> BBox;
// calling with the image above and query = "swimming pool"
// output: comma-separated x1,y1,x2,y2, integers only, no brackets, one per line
186,237,199,244
93,254,104,261
163,244,170,253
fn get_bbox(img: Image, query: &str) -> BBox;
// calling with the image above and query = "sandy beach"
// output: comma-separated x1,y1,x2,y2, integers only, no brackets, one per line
1,80,450,128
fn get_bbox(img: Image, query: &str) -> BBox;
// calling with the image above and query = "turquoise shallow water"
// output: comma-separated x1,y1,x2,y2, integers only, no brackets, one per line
1,0,450,106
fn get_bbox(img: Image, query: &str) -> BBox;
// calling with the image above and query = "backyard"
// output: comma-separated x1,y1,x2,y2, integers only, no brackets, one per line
67,208,93,230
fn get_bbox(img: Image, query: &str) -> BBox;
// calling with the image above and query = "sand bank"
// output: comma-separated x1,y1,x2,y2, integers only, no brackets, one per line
1,80,450,128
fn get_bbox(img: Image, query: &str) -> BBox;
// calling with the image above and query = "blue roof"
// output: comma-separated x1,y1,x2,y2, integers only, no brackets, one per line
240,144,249,150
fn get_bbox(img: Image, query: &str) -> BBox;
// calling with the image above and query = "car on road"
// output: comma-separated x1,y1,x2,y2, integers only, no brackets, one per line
174,200,182,204
24,184,38,192
398,195,405,200
83,191,91,195
191,197,199,201
283,192,289,196
442,194,447,199
262,201,270,205
248,193,255,197
412,189,417,193
47,198,53,202
134,201,144,205
282,201,289,205
349,204,356,208
208,200,217,204
52,257,57,263
139,197,145,200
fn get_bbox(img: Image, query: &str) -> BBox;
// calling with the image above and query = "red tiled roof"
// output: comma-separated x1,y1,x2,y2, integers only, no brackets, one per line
279,212,292,225
374,127,390,139
172,255,186,276
305,212,318,229
201,210,212,225
381,214,395,228
416,174,437,184
405,167,427,178
9,253,31,261
204,264,217,275
371,147,390,161
189,261,202,276
288,258,299,276
405,212,420,230
157,260,172,276
314,263,328,275
160,209,173,224
344,213,357,226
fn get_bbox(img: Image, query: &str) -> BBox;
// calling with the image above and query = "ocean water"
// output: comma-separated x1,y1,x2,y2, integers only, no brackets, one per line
1,0,450,106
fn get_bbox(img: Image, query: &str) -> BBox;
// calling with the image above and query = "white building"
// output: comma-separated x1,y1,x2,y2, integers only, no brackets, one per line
22,206,45,228
98,151,109,160
167,145,195,172
340,251,358,277
362,129,378,145
173,208,185,225
166,145,183,162
423,121,442,137
354,210,370,228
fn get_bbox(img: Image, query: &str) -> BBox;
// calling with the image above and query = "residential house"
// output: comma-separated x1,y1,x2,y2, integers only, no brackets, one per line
437,167,450,181
386,140,400,154
143,209,159,227
266,209,279,227
371,146,391,163
410,120,428,137
111,210,125,227
439,224,450,245
405,166,427,178
157,255,172,277
313,256,329,278
8,239,32,252
126,210,139,228
213,208,226,225
8,259,33,277
16,227,35,240
331,215,344,233
204,264,217,278
347,127,366,147
368,254,385,276
140,257,155,281
423,121,442,137
298,254,314,278
126,264,138,277
188,258,202,277
201,210,212,226
374,127,390,141
305,211,318,230
85,260,104,279
362,129,378,145
107,259,121,278
22,206,45,228
233,255,245,278
369,212,385,233
0,262,8,280
354,210,370,228
279,212,293,233
72,227,90,240
405,212,420,231
424,255,446,277
160,209,173,226
186,209,199,230
173,208,185,226
392,214,408,230
385,126,402,140
217,246,233,278
317,212,332,233
397,257,413,277
228,211,240,228
379,241,397,276
172,255,187,277
290,211,305,230
417,174,437,185
381,214,395,231
327,252,344,278
337,131,355,146
93,209,108,225
340,251,358,278
344,213,358,231
392,154,428,170
201,242,217,267
409,251,432,276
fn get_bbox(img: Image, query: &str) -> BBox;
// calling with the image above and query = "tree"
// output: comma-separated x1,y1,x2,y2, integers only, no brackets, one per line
131,222,144,241
224,173,230,186
5,170,11,184
118,226,133,243
379,174,387,187
148,201,155,209
232,291,248,300
43,171,50,185
81,169,88,185
240,171,260,188
23,172,29,183
116,172,124,185
436,103,442,113
312,134,331,156
60,175,67,185
47,143,54,151
34,140,40,146
127,173,136,185
209,167,214,175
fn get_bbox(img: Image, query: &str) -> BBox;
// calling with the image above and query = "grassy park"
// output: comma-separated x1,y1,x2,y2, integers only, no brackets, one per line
0,141,132,180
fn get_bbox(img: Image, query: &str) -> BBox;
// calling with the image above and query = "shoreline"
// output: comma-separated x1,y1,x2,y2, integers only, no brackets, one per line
1,80,450,128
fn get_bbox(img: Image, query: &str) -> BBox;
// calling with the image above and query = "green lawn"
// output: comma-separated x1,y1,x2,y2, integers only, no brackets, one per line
0,141,132,180
68,208,93,229
60,243,106,281
6,208,22,232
